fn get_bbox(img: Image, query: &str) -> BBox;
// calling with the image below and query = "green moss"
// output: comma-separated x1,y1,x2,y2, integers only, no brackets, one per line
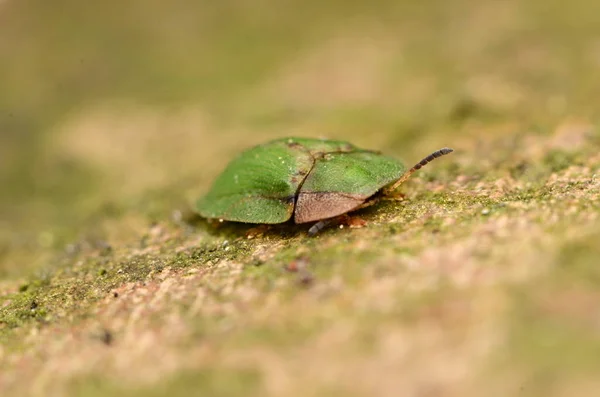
0,225,261,345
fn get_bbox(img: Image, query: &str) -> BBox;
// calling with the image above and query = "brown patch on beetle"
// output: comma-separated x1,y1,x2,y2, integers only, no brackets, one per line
294,192,366,224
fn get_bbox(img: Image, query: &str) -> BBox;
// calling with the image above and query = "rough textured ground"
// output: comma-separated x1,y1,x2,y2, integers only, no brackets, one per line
1,1,600,396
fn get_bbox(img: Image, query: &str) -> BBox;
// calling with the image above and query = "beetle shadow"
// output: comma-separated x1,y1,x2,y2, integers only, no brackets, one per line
181,198,400,239
182,211,309,240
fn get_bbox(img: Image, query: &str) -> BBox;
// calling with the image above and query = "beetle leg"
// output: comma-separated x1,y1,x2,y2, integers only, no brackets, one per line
246,224,271,239
382,192,406,201
354,198,379,210
343,214,367,229
308,219,333,235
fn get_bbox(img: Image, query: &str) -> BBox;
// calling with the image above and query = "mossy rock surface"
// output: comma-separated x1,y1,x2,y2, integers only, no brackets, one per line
2,1,600,396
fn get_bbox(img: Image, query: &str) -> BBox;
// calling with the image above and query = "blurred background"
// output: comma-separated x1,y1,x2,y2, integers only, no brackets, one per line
1,0,599,278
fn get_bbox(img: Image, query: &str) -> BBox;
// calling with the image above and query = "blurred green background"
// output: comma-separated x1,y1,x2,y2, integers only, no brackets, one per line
1,1,600,396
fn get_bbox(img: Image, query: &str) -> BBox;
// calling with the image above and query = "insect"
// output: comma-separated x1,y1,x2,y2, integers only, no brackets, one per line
196,137,453,235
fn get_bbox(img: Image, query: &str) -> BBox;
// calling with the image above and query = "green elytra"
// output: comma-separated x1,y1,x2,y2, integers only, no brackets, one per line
196,137,452,234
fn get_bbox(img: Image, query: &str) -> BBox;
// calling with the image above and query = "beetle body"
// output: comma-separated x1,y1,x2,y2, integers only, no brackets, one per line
196,137,452,233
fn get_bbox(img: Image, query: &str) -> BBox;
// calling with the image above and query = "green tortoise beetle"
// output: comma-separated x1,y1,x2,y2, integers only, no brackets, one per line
196,137,453,235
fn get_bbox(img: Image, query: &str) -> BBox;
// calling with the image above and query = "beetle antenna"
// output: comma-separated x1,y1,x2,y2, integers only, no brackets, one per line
384,147,453,194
